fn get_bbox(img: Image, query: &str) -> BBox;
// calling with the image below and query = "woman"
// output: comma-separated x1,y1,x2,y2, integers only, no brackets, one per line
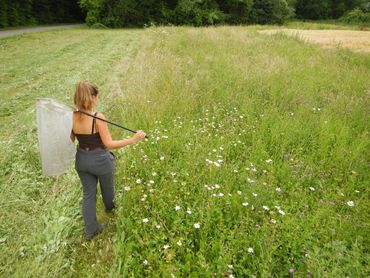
71,81,146,240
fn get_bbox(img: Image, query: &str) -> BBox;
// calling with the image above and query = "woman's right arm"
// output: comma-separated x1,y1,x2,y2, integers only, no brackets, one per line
96,113,145,149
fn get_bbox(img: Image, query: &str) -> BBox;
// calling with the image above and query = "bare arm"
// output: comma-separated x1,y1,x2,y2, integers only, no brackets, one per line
96,113,145,149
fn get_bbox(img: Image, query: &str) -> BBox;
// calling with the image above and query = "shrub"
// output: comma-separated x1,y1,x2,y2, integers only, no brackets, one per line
250,0,291,25
341,7,370,24
79,0,104,26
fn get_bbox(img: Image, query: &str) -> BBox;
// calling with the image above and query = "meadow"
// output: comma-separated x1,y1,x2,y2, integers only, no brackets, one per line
0,24,369,277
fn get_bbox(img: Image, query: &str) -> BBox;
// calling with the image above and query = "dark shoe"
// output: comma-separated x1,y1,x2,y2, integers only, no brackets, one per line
86,224,105,241
105,203,115,213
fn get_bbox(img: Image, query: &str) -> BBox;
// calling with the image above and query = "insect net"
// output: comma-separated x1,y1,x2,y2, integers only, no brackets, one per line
36,98,76,176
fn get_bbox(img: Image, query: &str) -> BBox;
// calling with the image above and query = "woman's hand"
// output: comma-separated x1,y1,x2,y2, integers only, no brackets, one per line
132,130,146,143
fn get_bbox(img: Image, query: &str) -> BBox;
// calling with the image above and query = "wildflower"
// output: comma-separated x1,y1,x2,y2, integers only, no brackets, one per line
160,156,165,161
247,178,255,183
237,190,242,195
309,187,315,191
266,159,273,163
152,172,157,176
228,264,233,269
289,268,294,274
149,180,154,184
252,193,258,197
218,193,224,197
124,186,131,191
278,209,285,216
214,162,221,167
142,218,149,224
163,244,170,250
275,187,281,192
136,179,142,184
194,223,201,229
263,205,270,211
242,202,249,206
347,201,355,207
175,205,181,211
270,219,277,224
143,259,148,265
186,209,192,215
149,189,154,193
156,224,161,229
177,240,182,246
247,247,254,254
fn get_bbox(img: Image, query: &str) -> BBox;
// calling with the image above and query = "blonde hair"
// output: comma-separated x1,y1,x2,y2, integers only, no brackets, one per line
74,81,99,111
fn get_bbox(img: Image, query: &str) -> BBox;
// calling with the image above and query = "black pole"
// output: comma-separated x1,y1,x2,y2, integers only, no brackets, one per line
77,109,148,138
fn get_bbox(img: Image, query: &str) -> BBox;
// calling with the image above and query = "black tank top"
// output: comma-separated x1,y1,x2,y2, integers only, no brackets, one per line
73,112,106,150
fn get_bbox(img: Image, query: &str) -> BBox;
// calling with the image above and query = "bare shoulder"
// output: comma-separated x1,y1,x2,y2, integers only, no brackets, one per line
96,112,106,119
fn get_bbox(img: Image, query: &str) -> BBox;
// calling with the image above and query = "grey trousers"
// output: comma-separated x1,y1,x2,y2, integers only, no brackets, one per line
75,148,115,236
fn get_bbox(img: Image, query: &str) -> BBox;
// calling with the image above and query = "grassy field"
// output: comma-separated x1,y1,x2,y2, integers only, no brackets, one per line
0,24,369,277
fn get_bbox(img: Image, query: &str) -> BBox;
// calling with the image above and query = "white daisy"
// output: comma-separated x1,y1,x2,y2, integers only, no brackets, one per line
347,201,355,207
262,205,270,211
163,244,170,250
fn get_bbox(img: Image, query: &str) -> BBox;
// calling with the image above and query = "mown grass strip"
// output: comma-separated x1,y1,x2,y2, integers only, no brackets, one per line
0,28,143,277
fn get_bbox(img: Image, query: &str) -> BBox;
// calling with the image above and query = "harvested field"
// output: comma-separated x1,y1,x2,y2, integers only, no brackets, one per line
259,29,370,53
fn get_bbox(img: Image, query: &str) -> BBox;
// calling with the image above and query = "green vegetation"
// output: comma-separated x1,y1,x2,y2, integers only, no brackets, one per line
0,0,83,28
0,23,369,276
284,19,370,30
0,28,143,276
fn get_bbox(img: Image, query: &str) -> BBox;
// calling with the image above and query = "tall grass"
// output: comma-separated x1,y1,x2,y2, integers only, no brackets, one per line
108,26,369,276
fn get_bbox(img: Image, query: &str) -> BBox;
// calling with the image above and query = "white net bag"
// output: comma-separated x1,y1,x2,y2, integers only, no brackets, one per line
36,98,76,176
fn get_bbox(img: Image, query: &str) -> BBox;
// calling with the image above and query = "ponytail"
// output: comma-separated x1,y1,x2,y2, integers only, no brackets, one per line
74,81,99,111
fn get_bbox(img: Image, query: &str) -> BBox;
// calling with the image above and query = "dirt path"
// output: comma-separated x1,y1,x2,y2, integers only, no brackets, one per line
259,29,370,53
0,24,84,38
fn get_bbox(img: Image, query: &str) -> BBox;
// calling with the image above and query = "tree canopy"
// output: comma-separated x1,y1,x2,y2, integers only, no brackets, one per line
1,0,369,28
0,0,84,28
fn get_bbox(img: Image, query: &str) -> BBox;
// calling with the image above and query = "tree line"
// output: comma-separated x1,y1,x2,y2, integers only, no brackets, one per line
0,0,84,28
0,0,369,29
79,0,370,27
